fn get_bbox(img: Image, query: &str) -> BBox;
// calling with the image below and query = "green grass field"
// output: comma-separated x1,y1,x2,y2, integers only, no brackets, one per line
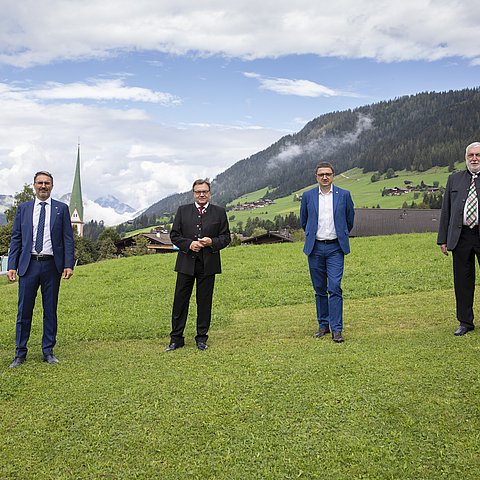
1,233,479,479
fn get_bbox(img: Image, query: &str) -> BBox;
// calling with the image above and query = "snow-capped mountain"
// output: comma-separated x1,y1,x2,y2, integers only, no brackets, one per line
94,195,135,214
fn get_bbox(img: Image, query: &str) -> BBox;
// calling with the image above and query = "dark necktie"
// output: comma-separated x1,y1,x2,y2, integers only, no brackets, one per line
35,202,46,253
466,175,478,228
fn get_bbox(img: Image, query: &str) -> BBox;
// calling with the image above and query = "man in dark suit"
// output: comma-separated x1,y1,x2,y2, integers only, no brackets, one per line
7,171,74,368
300,162,355,343
166,179,231,351
438,142,480,336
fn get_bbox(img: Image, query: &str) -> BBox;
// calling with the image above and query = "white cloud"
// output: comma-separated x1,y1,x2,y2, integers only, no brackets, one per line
243,72,359,98
0,83,282,221
30,79,181,105
0,1,479,66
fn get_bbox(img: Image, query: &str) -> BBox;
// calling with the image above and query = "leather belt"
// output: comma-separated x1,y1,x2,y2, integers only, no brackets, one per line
315,239,338,244
31,254,54,261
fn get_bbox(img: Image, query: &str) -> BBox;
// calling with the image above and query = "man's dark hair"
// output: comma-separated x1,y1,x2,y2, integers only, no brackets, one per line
34,171,54,183
192,178,211,191
315,162,335,175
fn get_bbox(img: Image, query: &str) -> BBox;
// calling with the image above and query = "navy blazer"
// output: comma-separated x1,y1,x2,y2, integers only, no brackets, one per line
438,169,479,250
170,203,231,276
8,199,75,276
300,185,355,256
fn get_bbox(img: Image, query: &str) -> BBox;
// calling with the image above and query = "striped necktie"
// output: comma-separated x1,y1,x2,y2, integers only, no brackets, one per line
465,174,478,228
35,202,46,253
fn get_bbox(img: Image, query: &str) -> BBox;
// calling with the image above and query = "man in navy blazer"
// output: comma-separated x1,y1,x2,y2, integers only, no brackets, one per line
166,179,231,351
438,141,480,336
300,162,354,342
7,171,74,368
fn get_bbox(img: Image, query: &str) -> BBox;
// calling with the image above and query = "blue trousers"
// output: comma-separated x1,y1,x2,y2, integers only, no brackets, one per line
307,240,345,333
15,257,61,358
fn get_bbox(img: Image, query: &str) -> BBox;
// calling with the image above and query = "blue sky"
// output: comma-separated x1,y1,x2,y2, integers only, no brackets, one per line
1,0,480,224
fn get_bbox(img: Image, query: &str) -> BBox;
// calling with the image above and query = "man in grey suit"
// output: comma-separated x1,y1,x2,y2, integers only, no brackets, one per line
438,142,480,336
166,179,231,351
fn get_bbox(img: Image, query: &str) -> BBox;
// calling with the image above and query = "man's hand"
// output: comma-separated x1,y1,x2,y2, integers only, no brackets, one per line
198,237,212,247
63,268,74,279
7,269,16,282
439,244,448,256
189,240,203,252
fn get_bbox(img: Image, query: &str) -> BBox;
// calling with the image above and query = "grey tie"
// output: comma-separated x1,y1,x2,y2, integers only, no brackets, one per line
35,202,46,253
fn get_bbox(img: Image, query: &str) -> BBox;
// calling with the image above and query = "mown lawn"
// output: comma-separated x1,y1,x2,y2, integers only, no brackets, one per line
1,233,479,479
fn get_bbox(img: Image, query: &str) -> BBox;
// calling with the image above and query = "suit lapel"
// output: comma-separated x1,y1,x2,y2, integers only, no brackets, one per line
312,187,319,218
25,201,34,244
50,200,59,230
332,185,339,214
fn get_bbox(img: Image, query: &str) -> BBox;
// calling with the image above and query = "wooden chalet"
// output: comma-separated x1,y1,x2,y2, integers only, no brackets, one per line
242,230,295,245
115,232,178,255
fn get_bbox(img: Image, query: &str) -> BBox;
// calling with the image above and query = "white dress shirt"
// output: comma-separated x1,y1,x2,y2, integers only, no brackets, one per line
316,186,337,240
32,198,53,255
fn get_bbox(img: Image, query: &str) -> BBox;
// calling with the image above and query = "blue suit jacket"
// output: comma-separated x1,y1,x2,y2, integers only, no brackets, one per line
8,199,75,276
300,185,355,256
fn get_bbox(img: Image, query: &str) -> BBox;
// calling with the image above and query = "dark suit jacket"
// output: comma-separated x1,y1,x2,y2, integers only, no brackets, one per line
170,203,231,276
300,185,355,256
438,169,478,250
8,199,75,276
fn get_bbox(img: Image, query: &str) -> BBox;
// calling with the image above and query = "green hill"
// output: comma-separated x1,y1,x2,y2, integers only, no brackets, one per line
1,234,479,478
142,87,480,218
226,163,459,230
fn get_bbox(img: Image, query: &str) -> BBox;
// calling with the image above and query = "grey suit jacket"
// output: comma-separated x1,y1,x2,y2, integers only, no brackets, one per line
437,169,479,250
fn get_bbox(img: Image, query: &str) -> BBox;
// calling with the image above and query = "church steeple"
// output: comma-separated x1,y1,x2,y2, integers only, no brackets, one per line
69,143,84,237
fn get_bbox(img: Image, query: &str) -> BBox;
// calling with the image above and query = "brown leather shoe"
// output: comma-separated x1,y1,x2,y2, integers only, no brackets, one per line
314,327,330,338
332,331,344,343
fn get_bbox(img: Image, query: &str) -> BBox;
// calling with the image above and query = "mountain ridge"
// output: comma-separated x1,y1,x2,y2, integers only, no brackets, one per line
142,87,480,218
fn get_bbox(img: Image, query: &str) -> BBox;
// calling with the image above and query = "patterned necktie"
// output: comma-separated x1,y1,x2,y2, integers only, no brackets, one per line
465,174,478,228
35,202,46,253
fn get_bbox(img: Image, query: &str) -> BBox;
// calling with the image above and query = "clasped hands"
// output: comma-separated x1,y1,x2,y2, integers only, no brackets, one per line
190,237,212,252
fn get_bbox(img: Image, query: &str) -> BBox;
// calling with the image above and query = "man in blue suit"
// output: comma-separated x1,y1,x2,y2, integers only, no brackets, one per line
300,162,355,342
7,171,74,368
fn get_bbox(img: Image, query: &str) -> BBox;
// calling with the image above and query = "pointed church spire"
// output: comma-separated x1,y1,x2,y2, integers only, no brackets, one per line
69,143,84,236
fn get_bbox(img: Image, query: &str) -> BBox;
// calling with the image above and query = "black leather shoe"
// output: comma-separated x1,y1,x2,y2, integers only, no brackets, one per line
314,327,330,338
9,357,26,368
197,342,208,351
332,331,344,343
454,325,474,336
165,342,183,352
43,354,60,364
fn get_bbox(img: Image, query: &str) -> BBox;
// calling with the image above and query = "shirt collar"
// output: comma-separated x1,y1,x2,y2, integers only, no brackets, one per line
35,197,52,206
195,202,209,210
318,185,333,195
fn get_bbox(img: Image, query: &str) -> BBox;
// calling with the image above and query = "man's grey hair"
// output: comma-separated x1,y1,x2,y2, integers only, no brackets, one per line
465,142,480,155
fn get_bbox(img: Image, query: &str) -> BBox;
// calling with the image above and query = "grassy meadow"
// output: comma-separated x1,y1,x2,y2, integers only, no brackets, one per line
1,233,479,479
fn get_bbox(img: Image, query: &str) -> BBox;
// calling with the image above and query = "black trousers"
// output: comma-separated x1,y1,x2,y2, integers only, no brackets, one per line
170,258,216,344
452,226,480,328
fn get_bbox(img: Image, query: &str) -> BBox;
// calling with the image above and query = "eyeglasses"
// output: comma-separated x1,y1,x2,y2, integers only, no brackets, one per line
35,181,52,186
316,173,333,177
194,190,210,195
467,153,480,159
